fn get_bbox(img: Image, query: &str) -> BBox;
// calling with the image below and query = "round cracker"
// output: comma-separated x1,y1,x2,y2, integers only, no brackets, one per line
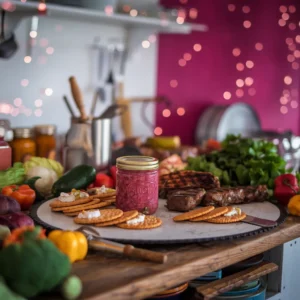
190,207,230,222
74,209,123,224
173,206,215,222
206,212,247,224
63,200,113,213
88,188,116,198
50,197,92,208
117,215,162,230
51,199,101,212
95,210,139,227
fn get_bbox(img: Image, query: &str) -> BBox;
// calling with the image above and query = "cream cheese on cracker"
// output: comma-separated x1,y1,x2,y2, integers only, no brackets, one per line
224,207,241,217
58,192,75,202
78,210,101,219
126,213,145,225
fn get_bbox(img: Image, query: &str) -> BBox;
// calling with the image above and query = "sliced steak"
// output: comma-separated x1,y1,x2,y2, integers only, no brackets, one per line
167,188,206,212
203,185,269,207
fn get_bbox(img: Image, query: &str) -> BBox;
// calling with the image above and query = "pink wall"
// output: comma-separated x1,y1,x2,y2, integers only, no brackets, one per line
156,0,300,144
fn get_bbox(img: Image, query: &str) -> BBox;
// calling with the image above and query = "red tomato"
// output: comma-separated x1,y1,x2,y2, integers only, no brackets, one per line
110,166,117,188
94,173,114,188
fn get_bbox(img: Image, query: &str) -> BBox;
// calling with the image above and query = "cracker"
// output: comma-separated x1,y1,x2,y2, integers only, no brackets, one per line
63,201,112,213
117,215,162,229
95,210,139,227
74,209,123,224
173,206,215,222
190,207,230,222
50,197,92,208
88,188,116,198
51,199,101,212
206,212,247,224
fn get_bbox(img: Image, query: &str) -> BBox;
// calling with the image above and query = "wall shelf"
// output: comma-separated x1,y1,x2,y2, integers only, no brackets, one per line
2,0,208,34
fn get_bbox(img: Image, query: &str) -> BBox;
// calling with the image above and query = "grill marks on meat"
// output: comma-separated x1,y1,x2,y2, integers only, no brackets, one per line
167,188,206,212
159,170,220,190
203,185,269,207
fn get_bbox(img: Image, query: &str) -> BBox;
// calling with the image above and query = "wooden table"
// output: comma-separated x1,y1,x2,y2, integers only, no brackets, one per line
72,216,300,300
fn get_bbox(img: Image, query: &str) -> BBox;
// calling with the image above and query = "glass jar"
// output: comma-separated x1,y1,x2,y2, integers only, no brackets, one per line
11,128,36,163
35,125,56,159
116,156,159,214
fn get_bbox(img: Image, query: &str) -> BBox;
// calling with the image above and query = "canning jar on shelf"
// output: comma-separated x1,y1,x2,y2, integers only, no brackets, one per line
11,128,36,163
116,156,159,215
35,125,56,159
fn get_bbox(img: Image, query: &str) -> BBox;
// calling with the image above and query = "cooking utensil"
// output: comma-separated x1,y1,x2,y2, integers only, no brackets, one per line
76,226,167,264
91,118,112,171
90,90,99,117
98,104,127,119
195,103,261,144
241,215,277,228
63,95,75,117
69,76,88,120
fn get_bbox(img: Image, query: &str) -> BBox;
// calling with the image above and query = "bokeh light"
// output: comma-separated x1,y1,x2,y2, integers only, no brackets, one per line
183,53,192,61
228,4,235,12
177,107,186,116
248,88,256,96
245,77,254,86
246,60,254,69
45,88,53,96
243,20,252,29
154,127,163,136
255,43,263,51
178,59,186,67
193,44,202,52
242,6,250,13
291,100,298,108
162,109,171,117
280,106,288,114
236,89,244,98
284,76,292,85
170,80,178,88
236,79,244,87
223,92,231,100
24,56,32,63
14,98,22,107
232,48,241,57
236,63,245,71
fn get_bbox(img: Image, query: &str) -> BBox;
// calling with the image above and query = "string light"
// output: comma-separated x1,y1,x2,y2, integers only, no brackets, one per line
178,59,186,67
104,5,113,15
21,79,29,87
292,62,299,70
236,63,244,71
183,53,192,61
280,106,288,114
38,3,47,12
177,107,185,116
46,47,54,55
193,44,202,52
295,35,300,43
1,1,16,11
154,127,163,136
278,19,286,27
291,100,298,108
279,6,287,13
176,17,185,24
242,6,250,14
232,48,241,57
29,31,37,38
236,89,244,98
189,8,198,19
287,54,295,62
245,77,254,86
280,96,288,105
289,5,296,13
248,88,256,96
289,44,296,51
14,98,22,107
162,109,171,117
289,23,296,31
170,80,178,88
282,13,290,21
228,4,236,12
34,99,43,107
286,38,293,45
246,60,254,69
236,79,244,87
148,35,157,43
243,20,252,29
223,92,231,100
45,88,53,96
129,9,138,17
24,56,32,63
34,109,43,117
284,76,292,85
255,43,263,51
142,40,150,49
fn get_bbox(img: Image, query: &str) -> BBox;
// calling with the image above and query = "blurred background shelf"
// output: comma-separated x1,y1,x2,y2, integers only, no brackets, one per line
3,0,208,34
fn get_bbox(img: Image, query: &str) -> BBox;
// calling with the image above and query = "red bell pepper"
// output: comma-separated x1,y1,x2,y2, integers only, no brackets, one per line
94,173,114,188
2,185,36,210
274,174,299,206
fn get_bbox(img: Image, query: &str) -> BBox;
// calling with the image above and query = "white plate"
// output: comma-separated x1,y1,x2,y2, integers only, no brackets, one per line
32,200,283,244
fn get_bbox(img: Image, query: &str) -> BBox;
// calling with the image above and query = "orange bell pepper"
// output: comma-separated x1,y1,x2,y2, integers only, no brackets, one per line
2,185,36,210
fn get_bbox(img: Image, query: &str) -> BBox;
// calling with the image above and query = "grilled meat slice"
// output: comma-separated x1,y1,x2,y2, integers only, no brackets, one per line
203,185,269,207
166,188,206,212
159,170,220,190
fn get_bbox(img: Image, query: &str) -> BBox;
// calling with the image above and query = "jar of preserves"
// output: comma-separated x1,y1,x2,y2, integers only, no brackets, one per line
116,156,159,215
11,128,36,163
35,125,56,159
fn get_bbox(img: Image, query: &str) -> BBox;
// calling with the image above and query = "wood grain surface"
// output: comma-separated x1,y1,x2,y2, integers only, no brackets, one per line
41,216,300,300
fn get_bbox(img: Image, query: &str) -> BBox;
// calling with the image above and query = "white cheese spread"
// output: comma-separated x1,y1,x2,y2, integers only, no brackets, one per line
58,192,75,202
99,185,108,193
78,210,101,219
79,191,89,198
126,214,145,225
224,207,241,217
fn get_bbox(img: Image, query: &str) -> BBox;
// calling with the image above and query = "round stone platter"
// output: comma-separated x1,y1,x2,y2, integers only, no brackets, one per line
30,199,286,244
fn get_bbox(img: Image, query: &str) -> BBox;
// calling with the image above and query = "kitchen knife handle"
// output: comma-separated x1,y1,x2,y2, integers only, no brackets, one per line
123,245,167,264
69,76,87,120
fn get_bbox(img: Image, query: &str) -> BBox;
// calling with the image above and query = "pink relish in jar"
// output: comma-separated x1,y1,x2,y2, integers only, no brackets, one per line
116,156,159,215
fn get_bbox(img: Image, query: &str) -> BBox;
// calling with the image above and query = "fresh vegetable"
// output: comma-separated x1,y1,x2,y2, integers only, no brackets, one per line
0,226,10,242
0,195,21,215
48,230,88,263
24,156,64,178
0,163,25,189
2,185,35,210
52,165,96,197
26,166,58,198
288,194,300,216
24,176,44,201
59,275,82,300
0,226,71,298
0,212,34,230
94,173,114,188
110,166,117,187
274,174,299,206
0,276,26,300
187,135,286,188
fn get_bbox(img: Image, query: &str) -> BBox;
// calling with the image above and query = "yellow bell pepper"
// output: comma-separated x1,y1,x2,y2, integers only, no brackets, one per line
48,230,88,263
288,195,300,216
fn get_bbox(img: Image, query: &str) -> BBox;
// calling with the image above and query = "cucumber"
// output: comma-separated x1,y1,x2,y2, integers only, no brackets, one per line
52,165,96,197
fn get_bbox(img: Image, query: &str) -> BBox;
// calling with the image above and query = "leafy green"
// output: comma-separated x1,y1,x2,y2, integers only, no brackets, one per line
187,135,286,188
0,163,25,189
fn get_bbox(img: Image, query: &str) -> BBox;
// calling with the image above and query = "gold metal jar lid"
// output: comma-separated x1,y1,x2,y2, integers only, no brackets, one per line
34,125,56,135
117,156,159,171
13,127,33,139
